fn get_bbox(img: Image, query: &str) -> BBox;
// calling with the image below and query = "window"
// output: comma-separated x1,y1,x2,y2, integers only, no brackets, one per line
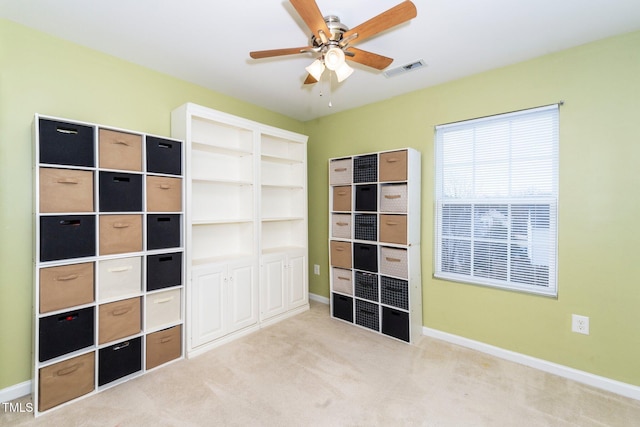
434,105,559,296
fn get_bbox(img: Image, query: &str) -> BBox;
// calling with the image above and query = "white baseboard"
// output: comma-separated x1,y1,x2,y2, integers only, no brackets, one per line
309,293,329,305
423,327,640,401
187,324,261,359
0,380,31,402
259,304,309,328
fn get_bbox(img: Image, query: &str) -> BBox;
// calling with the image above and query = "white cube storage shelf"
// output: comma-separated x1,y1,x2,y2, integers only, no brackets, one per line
328,148,421,343
33,114,185,416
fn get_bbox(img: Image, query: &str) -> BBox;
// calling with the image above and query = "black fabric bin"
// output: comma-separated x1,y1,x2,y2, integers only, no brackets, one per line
147,214,181,250
99,172,143,212
332,293,353,322
40,215,95,262
353,243,378,273
39,307,94,362
382,306,410,342
355,184,377,212
147,252,182,291
98,337,142,386
38,118,94,167
146,137,182,176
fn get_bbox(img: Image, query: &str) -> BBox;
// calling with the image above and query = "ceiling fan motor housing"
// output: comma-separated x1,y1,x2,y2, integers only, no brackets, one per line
311,15,349,47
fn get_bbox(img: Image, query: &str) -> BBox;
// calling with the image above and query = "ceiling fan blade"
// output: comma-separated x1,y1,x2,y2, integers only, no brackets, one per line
250,47,311,59
303,74,318,85
343,1,417,45
290,0,331,40
346,47,393,70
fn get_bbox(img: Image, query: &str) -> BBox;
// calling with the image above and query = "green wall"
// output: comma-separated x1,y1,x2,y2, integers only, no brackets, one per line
306,30,640,386
2,16,640,392
0,19,303,390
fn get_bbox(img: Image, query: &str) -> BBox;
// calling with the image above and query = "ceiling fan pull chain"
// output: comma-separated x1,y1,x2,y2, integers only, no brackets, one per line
328,72,333,108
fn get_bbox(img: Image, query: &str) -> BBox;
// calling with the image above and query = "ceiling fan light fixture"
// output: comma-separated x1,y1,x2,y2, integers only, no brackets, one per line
324,47,345,71
334,61,354,82
305,59,325,81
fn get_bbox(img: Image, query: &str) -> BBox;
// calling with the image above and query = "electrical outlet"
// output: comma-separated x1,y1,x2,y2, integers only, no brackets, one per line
313,264,320,275
572,314,590,335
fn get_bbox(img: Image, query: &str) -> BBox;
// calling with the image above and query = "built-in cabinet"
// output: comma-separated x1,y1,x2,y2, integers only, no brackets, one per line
171,103,308,357
190,260,257,347
33,115,184,415
328,149,422,343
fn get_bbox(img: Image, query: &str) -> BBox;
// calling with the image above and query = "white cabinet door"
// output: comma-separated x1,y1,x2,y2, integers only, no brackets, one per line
228,260,258,332
190,264,226,348
261,250,308,321
260,254,286,320
191,260,259,349
287,251,307,310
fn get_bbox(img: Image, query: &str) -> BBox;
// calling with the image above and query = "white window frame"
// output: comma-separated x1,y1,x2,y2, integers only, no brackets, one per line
434,105,559,296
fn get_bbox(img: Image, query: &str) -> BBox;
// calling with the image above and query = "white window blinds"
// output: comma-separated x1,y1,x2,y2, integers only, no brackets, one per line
434,105,559,296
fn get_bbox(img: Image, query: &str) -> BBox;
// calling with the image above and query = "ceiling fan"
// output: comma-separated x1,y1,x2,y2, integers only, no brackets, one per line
249,0,417,84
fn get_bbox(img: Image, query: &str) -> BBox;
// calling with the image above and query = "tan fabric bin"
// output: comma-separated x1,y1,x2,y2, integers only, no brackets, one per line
329,158,352,185
39,352,95,411
40,262,94,313
380,183,407,212
332,186,352,212
98,256,141,302
146,325,182,369
332,267,353,295
330,241,352,269
380,246,408,279
39,168,94,213
379,214,408,245
146,288,181,330
146,176,182,212
98,297,141,344
99,214,142,255
99,128,142,171
379,150,408,182
331,214,352,239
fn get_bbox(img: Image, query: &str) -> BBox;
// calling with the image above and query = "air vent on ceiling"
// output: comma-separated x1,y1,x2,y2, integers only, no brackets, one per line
384,59,426,78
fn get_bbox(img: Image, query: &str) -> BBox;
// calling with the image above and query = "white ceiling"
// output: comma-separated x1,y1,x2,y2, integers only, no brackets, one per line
2,0,640,121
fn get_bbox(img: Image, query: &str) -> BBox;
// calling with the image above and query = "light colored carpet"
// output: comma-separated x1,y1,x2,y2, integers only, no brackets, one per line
4,300,640,426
